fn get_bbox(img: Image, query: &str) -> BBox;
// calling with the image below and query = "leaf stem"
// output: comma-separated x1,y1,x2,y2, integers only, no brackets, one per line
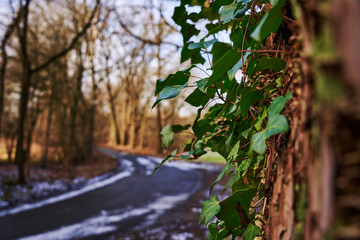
238,49,290,54
241,0,258,86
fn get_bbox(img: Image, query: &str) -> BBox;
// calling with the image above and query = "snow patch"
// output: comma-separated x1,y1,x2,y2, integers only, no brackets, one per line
149,156,220,172
19,216,118,240
0,159,134,218
19,193,190,240
143,193,190,226
136,157,157,175
171,232,195,240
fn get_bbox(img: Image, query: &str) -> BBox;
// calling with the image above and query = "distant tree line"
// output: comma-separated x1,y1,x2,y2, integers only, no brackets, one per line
0,0,188,183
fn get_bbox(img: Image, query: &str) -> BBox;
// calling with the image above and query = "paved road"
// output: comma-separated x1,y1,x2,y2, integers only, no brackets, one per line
0,149,219,240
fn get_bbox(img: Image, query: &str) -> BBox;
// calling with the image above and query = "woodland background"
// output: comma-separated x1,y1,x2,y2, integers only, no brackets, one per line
0,0,195,184
0,0,359,239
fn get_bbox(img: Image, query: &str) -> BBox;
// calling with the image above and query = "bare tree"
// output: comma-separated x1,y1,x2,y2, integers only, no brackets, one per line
14,0,101,183
0,6,23,137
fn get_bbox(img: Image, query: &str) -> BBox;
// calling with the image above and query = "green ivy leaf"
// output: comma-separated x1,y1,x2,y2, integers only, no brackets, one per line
207,49,242,88
232,228,246,238
247,57,259,78
210,159,235,194
268,91,292,117
213,0,234,13
219,2,248,23
244,223,260,240
228,140,240,159
188,39,218,50
251,115,289,154
192,109,203,138
218,229,230,239
227,51,251,81
254,108,268,131
160,124,174,149
251,131,266,154
211,42,233,65
242,127,252,139
208,223,219,240
239,87,263,117
217,189,256,228
230,27,246,49
237,157,252,177
185,88,213,107
153,83,187,108
196,78,209,92
181,45,206,64
231,178,254,193
194,140,207,157
155,66,194,95
255,154,264,167
251,93,291,154
181,22,201,42
172,124,191,133
254,57,286,72
250,0,286,42
199,194,221,225
265,114,289,138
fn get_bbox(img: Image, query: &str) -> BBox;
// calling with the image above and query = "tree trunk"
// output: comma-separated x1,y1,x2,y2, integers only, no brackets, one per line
85,28,98,158
14,0,31,184
24,109,39,179
64,46,83,172
41,99,53,167
265,0,360,239
0,43,8,136
109,99,120,145
105,59,120,145
14,70,31,184
0,9,22,137
7,149,12,163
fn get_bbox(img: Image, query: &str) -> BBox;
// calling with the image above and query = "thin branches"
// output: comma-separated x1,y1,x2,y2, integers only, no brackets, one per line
31,0,101,73
117,19,181,48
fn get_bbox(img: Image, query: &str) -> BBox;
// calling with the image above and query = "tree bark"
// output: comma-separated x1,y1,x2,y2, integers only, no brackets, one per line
64,46,83,172
41,80,54,167
106,80,120,145
85,28,98,159
265,0,360,239
14,0,31,184
0,8,22,137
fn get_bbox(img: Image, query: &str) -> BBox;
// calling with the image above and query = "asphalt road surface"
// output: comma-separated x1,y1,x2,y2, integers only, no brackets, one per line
0,148,220,240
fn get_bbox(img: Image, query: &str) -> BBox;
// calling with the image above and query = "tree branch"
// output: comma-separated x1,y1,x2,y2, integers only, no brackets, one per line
117,19,181,49
31,0,101,74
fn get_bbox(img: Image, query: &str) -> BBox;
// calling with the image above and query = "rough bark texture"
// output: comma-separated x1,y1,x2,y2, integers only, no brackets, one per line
265,0,360,239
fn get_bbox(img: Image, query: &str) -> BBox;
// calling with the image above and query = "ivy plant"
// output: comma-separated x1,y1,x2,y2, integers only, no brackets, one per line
153,0,292,239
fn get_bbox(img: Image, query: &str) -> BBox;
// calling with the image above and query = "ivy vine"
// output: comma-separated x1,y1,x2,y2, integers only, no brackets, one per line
153,0,292,239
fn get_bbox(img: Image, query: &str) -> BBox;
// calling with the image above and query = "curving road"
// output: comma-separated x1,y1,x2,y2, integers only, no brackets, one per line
0,148,220,240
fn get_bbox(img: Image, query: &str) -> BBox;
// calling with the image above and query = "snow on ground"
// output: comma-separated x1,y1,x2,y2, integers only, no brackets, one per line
19,193,191,240
0,159,134,217
0,154,218,216
141,156,221,172
0,152,221,239
171,232,195,240
136,157,157,175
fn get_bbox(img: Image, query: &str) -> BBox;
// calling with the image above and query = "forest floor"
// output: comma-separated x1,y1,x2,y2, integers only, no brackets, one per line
0,149,119,210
